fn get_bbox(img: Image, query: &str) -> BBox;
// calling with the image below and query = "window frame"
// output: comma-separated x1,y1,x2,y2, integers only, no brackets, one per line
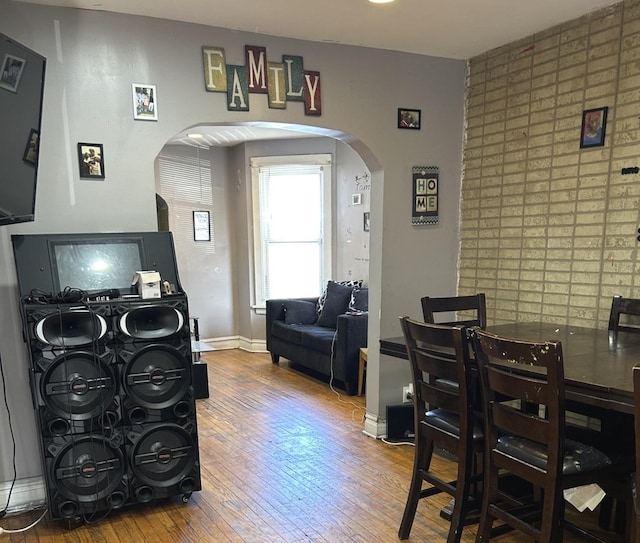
250,153,332,311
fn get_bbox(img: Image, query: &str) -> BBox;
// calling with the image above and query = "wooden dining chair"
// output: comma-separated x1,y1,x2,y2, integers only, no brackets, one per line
608,295,640,334
398,317,484,543
472,328,616,543
421,293,487,329
633,364,640,543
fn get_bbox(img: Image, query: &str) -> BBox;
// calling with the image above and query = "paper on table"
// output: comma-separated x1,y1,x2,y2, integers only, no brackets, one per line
563,483,606,512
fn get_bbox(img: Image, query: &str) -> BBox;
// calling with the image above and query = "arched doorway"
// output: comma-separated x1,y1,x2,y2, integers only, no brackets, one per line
154,122,377,352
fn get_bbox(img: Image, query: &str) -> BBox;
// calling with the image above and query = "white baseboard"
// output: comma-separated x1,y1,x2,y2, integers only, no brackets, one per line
202,336,267,353
363,411,386,439
0,476,46,515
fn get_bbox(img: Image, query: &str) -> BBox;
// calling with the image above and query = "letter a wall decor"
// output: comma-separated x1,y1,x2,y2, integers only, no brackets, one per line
411,166,439,225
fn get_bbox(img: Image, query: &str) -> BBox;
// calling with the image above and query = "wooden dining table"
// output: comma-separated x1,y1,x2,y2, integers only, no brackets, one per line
382,321,640,539
380,321,640,415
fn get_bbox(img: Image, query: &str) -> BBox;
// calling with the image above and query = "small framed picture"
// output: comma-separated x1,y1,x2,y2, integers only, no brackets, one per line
0,53,26,93
352,193,362,205
132,83,158,121
193,210,210,241
23,129,39,165
398,108,421,130
580,106,608,148
363,212,370,232
77,143,105,179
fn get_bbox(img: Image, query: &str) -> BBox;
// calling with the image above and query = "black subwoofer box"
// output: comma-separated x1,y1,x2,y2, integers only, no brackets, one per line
192,363,209,399
386,403,415,442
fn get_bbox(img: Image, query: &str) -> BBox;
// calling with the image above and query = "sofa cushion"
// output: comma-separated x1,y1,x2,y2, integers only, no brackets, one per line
300,325,339,354
348,287,368,313
317,279,363,315
271,321,306,345
284,300,318,325
316,281,353,328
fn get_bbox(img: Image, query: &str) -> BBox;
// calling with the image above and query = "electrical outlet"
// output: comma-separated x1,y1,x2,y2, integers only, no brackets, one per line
402,385,413,403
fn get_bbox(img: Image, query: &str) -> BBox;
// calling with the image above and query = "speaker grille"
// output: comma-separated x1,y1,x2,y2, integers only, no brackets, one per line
122,344,190,409
49,434,125,502
118,305,184,340
40,351,116,420
34,310,108,347
128,423,197,487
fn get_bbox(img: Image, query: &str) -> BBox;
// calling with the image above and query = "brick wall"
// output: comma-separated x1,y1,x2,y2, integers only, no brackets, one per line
460,0,640,328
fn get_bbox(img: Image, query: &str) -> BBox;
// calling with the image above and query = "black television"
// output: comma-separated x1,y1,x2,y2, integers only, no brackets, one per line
0,32,46,226
12,232,184,297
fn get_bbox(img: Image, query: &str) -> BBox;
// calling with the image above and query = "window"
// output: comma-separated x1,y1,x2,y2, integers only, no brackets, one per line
251,154,332,309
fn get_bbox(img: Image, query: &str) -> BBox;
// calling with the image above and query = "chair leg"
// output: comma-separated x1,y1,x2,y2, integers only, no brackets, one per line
446,452,475,543
540,487,564,543
475,461,499,543
398,438,435,539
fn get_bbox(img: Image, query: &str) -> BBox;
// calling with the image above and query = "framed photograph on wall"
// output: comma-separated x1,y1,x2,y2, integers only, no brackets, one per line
580,106,608,148
363,212,370,232
398,108,421,130
77,143,105,179
132,83,158,121
193,210,210,241
0,53,26,93
23,128,39,165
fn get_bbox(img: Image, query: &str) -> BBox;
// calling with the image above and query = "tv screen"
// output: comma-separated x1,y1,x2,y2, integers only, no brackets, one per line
51,240,144,293
12,232,183,298
0,32,46,226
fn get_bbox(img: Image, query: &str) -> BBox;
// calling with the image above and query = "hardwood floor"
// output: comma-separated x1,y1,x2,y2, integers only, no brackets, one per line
1,349,623,542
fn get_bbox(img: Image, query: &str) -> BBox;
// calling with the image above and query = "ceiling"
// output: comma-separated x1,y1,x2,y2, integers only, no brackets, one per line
17,0,618,146
18,0,618,60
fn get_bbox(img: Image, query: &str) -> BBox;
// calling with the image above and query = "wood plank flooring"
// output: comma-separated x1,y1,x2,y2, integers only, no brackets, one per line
0,349,624,542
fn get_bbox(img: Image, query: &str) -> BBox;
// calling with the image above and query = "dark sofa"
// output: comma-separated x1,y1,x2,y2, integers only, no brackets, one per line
266,282,368,395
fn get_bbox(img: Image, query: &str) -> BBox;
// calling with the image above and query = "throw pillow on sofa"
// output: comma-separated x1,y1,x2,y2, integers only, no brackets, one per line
284,300,318,325
348,287,368,313
316,281,354,328
317,279,363,315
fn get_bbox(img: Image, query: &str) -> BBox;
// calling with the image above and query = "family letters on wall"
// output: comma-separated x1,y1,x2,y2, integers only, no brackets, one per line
202,45,321,115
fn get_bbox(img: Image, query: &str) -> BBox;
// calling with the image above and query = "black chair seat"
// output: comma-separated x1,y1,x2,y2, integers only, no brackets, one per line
425,408,484,441
497,435,611,474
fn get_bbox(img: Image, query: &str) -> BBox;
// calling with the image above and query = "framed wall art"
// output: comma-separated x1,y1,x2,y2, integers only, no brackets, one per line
412,166,438,225
363,212,370,232
132,83,158,121
0,53,26,93
77,143,105,179
580,106,608,148
23,129,39,165
398,108,421,130
193,210,211,241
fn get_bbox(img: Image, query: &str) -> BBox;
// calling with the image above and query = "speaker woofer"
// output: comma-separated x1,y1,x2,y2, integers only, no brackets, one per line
128,423,197,487
50,435,125,502
118,305,184,340
35,310,107,347
122,344,189,409
40,352,116,420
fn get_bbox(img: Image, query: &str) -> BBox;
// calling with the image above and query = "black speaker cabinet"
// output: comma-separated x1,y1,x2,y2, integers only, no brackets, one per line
386,404,415,442
21,296,201,522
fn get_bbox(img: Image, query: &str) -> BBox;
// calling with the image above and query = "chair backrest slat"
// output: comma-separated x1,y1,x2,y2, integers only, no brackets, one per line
609,295,640,334
472,329,564,462
401,317,472,423
421,293,487,329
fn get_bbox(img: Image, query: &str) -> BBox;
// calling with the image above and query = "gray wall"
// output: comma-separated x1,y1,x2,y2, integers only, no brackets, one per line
0,0,465,501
